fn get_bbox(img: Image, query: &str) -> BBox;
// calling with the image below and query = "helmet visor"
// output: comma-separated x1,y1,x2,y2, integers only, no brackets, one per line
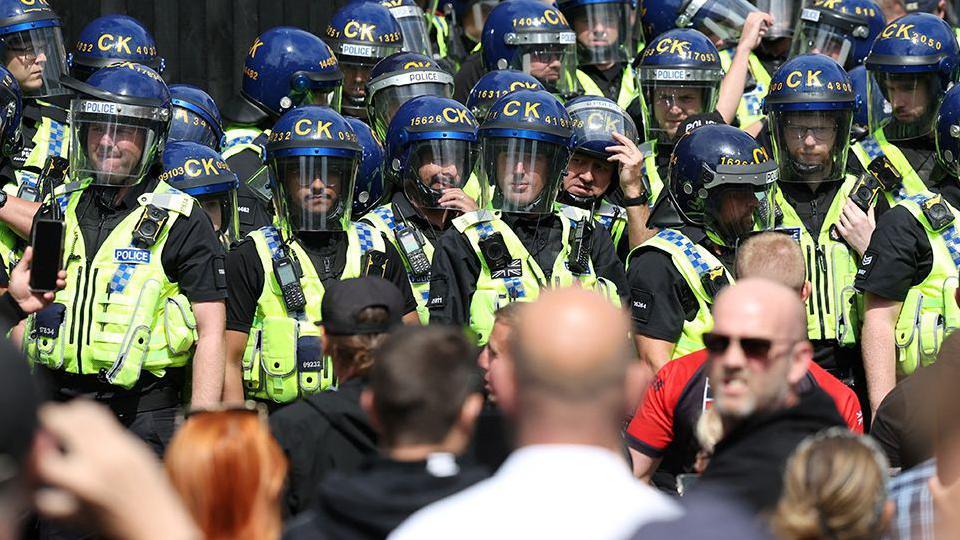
340,59,377,119
753,0,800,39
403,139,482,209
70,100,166,187
682,0,757,45
568,3,634,66
870,71,939,141
569,100,640,152
392,6,435,57
771,109,853,184
517,43,580,99
368,75,454,138
790,19,854,69
168,107,221,150
199,190,240,247
1,27,69,98
271,155,358,232
639,79,719,143
483,137,569,214
704,181,776,246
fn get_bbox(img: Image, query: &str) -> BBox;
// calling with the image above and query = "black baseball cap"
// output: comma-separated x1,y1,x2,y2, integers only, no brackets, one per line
320,276,405,335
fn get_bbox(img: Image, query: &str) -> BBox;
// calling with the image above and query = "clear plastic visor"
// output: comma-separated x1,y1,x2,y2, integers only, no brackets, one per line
369,80,454,139
168,108,221,150
290,83,343,114
516,43,580,100
684,0,757,46
1,27,68,98
198,190,240,247
641,81,719,143
790,21,854,69
482,137,569,214
754,0,801,39
403,139,481,209
394,9,435,57
70,101,166,187
568,3,634,66
271,155,358,232
771,109,853,184
340,59,377,118
704,182,776,247
869,71,939,141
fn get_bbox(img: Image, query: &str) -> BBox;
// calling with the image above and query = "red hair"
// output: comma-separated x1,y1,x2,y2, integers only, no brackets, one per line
165,411,287,540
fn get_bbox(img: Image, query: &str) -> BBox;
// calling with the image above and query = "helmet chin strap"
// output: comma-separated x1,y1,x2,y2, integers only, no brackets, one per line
558,188,597,208
788,158,825,177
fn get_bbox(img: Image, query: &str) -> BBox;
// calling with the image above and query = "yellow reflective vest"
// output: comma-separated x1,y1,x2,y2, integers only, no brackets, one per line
851,128,930,205
576,65,639,111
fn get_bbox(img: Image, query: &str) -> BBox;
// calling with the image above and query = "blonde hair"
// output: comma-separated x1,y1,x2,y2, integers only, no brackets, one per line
772,428,890,540
736,232,806,294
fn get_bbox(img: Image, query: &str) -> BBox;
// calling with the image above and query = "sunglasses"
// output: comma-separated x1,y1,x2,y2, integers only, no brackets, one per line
702,331,776,358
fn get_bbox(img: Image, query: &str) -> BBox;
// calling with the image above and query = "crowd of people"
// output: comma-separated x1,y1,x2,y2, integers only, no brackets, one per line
0,0,960,537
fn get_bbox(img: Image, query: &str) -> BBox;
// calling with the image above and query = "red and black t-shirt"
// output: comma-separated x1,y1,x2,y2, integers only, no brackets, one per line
625,349,863,479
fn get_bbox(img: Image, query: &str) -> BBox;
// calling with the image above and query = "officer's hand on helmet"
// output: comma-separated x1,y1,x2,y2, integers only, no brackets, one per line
738,12,773,53
835,199,876,257
605,132,646,199
437,188,479,213
10,247,66,316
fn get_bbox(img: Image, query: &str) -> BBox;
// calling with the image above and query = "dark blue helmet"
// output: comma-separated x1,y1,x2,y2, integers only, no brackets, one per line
466,69,544,123
480,89,573,214
167,84,224,152
160,141,240,244
0,0,68,98
345,116,385,217
481,0,581,99
379,0,434,57
63,63,172,187
790,0,885,70
386,96,481,210
325,2,404,119
849,65,889,129
266,105,361,232
650,124,777,247
935,84,960,174
562,96,638,204
634,28,722,144
366,52,454,140
241,27,343,119
764,54,855,184
0,63,21,158
557,0,634,66
68,15,164,81
865,13,960,140
639,0,757,44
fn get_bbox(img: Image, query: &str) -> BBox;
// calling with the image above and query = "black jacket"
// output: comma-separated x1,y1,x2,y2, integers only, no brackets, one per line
270,379,378,516
694,388,845,515
282,455,489,540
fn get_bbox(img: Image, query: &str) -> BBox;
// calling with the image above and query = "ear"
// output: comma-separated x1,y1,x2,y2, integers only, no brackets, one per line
787,340,813,387
360,388,382,434
800,281,812,303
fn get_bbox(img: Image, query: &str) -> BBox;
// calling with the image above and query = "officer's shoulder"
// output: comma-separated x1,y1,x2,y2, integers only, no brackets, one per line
627,243,675,265
227,235,258,255
878,202,928,233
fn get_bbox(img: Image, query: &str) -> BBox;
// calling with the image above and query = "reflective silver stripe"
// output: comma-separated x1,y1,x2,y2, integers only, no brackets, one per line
72,99,168,122
636,67,723,82
503,31,576,45
367,69,454,94
566,98,624,116
389,5,422,18
335,41,398,58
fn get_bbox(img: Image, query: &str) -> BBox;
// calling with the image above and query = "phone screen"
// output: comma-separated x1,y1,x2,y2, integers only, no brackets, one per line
30,219,65,291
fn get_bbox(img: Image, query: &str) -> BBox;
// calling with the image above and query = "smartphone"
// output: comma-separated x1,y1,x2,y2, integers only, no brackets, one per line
30,218,65,292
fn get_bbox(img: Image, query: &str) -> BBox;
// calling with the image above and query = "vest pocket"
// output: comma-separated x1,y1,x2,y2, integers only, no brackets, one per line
29,303,67,369
296,335,324,394
163,295,197,356
260,317,298,403
242,329,263,394
94,280,163,388
469,290,502,345
895,290,923,376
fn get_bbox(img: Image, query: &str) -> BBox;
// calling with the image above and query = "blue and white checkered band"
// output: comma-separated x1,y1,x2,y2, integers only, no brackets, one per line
108,262,136,294
904,194,960,268
48,120,66,158
596,214,614,231
656,228,712,277
476,220,526,299
743,90,764,117
373,206,398,231
223,135,255,152
261,226,285,261
355,222,377,254
859,136,884,162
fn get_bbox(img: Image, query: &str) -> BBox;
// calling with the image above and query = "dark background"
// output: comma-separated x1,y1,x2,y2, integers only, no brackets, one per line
49,0,353,109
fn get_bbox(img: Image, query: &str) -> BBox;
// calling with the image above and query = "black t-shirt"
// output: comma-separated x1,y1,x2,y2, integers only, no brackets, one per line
626,227,732,341
427,212,628,326
856,180,960,301
225,229,418,333
871,369,935,470
453,52,486,105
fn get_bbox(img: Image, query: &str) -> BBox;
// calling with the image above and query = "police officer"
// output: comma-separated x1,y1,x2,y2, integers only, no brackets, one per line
466,69,544,123
366,51,454,141
849,65,890,142
766,54,874,391
380,0,435,58
627,123,777,370
221,94,269,156
789,0,885,71
325,2,405,121
480,0,582,101
232,27,344,238
167,85,224,152
159,141,240,247
0,63,22,282
633,28,725,198
363,96,481,323
561,96,652,260
345,116,386,219
856,83,960,417
68,15,165,81
558,0,638,111
428,89,626,345
21,63,227,453
850,13,960,199
224,106,417,404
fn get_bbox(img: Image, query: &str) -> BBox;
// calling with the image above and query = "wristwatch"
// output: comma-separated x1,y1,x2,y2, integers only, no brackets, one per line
621,192,648,207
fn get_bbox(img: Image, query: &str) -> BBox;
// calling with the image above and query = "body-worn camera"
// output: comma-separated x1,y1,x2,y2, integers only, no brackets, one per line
479,232,511,272
922,196,955,231
568,217,593,274
132,205,169,248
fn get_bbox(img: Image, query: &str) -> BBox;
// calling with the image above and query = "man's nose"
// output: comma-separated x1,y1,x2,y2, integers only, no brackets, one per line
34,51,46,63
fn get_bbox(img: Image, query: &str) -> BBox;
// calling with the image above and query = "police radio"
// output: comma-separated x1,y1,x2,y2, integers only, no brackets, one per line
568,217,593,275
20,156,69,204
132,205,169,248
396,226,431,278
273,254,307,313
479,232,511,272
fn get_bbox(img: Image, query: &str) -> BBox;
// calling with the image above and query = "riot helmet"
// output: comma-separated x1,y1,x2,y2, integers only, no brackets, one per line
0,0,68,97
789,0,885,70
367,52,454,141
159,141,240,245
69,15,164,81
345,116,386,217
380,0,435,57
466,69,544,123
558,0,635,66
167,85,224,152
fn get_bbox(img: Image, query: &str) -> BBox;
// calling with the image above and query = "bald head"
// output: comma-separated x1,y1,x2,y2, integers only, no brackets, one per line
512,288,631,402
736,232,806,295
